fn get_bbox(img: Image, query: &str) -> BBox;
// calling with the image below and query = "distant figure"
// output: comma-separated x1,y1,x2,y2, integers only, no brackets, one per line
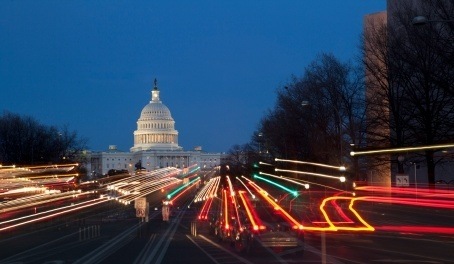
135,160,145,171
162,200,170,222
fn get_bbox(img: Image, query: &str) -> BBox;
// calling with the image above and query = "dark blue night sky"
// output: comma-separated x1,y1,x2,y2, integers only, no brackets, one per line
0,0,385,153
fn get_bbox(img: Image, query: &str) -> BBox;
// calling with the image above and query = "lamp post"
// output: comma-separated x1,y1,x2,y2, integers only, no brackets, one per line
410,161,418,200
397,155,405,174
410,162,417,189
258,132,263,154
350,143,359,181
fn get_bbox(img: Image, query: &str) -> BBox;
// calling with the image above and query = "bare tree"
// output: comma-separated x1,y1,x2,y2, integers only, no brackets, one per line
0,111,87,165
363,0,454,184
253,53,365,177
226,143,258,177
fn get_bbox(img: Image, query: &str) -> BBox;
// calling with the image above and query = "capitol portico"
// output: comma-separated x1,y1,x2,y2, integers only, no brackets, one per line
90,80,224,176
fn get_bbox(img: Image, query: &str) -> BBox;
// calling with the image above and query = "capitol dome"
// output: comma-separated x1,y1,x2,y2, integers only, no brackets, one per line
140,102,172,121
130,80,182,152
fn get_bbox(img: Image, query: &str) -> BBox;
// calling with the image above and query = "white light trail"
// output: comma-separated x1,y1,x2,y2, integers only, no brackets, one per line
275,158,346,171
259,172,310,189
236,176,255,199
275,168,345,181
350,143,454,156
0,198,108,231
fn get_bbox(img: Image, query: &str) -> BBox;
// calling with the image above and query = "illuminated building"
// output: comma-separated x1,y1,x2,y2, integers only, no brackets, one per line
90,80,224,176
130,79,181,152
363,1,454,186
363,11,391,187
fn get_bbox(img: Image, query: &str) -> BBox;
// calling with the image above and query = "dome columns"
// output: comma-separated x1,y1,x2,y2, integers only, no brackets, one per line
131,80,182,152
134,133,178,144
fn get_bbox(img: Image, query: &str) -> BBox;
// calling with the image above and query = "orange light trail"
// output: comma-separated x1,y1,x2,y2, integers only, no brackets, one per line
314,196,375,231
170,178,200,204
240,176,278,201
238,191,265,231
204,197,214,219
349,195,454,235
198,197,214,220
226,176,242,230
338,197,375,231
198,198,210,219
330,199,354,223
248,180,303,230
313,195,454,233
223,189,229,230
236,176,255,199
306,197,337,231
239,176,374,232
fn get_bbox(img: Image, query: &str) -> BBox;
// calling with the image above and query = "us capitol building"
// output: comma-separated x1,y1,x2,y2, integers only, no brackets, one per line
90,80,225,176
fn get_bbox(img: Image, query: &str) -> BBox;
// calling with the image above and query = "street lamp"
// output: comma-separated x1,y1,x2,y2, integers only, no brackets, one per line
410,162,418,189
258,132,263,154
350,143,360,181
412,15,454,26
397,155,405,174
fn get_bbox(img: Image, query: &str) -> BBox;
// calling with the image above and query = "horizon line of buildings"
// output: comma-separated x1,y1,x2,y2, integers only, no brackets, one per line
87,80,227,176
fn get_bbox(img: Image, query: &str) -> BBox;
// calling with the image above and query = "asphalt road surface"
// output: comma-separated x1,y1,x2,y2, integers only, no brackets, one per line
1,192,454,263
